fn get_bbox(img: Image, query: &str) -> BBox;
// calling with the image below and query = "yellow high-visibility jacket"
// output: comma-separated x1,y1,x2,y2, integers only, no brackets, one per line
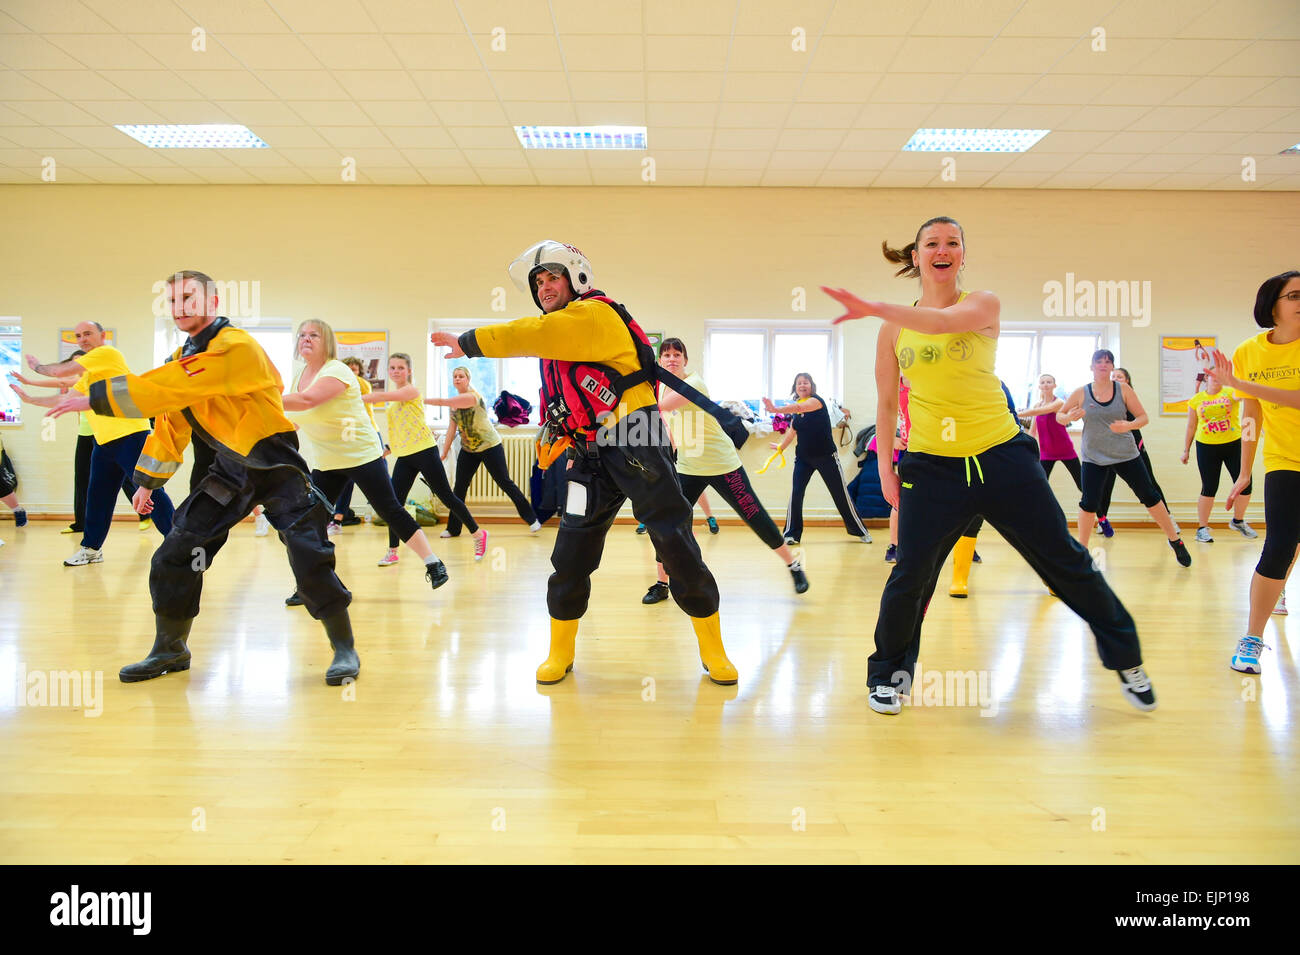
87,319,306,489
459,294,657,431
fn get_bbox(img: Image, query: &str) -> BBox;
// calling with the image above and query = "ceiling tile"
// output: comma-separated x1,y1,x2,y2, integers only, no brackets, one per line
1051,38,1169,76
1028,130,1113,153
892,37,991,74
574,101,645,124
386,126,455,147
705,169,763,186
250,125,330,147
645,71,723,101
217,34,321,69
783,103,860,129
447,126,519,148
760,170,822,186
270,0,380,32
650,127,713,149
411,70,497,100
332,70,423,100
1066,153,1137,174
0,34,93,69
401,147,469,166
872,73,962,104
258,70,351,99
131,34,247,70
18,70,130,99
359,0,463,34
81,0,200,33
459,147,528,168
6,100,100,124
0,0,115,33
838,129,913,150
1134,105,1231,130
643,0,735,35
765,150,831,170
512,70,588,100
970,36,1078,74
473,168,537,184
96,69,204,99
994,104,1077,128
1238,77,1300,107
48,125,144,147
1161,130,1244,153
823,3,924,35
551,0,644,35
212,101,304,124
706,151,766,169
1178,0,1300,39
559,35,644,71
1104,0,1219,38
728,35,808,73
982,171,1055,188
808,36,906,72
942,74,1037,104
458,1,558,35
360,100,443,125
1040,170,1108,188
531,168,593,185
167,0,291,34
482,34,565,72
921,104,1007,128
140,100,235,122
316,126,394,148
774,128,845,150
824,150,894,170
1017,74,1115,105
1197,107,1294,132
645,35,729,71
178,69,277,99
869,169,937,187
646,101,716,126
299,33,401,69
716,102,789,128
797,72,881,103
386,33,482,70
1164,76,1275,107
724,72,803,103
1065,105,1152,130
1096,130,1180,152
1090,75,1194,107
1001,1,1121,38
287,100,373,125
435,101,509,126
710,128,778,150
74,100,167,123
1111,154,1199,174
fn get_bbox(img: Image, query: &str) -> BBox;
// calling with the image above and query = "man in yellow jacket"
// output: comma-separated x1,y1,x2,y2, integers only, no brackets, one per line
48,271,358,686
431,240,736,686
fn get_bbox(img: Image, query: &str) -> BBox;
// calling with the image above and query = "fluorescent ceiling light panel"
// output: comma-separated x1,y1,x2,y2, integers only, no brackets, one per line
1281,143,1300,154
902,128,1050,153
114,124,269,148
515,125,647,150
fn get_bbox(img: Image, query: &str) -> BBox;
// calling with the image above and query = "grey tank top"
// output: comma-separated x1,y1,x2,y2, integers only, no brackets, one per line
1082,383,1139,465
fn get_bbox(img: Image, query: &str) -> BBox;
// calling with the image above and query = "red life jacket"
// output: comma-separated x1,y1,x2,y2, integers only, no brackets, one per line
539,292,659,438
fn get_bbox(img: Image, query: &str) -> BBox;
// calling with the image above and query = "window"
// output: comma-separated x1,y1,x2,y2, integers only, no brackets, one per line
427,321,542,428
703,323,840,410
0,320,20,424
997,322,1117,408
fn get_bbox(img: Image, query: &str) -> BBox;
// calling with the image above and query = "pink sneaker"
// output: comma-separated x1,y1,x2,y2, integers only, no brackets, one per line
377,550,399,567
474,529,488,561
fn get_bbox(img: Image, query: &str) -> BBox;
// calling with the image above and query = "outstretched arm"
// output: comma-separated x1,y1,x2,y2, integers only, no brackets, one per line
26,354,86,379
425,393,478,409
762,396,823,415
822,287,1000,336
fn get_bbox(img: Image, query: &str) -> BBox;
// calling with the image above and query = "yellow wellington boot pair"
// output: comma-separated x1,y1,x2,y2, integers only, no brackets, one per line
535,614,738,686
948,535,978,598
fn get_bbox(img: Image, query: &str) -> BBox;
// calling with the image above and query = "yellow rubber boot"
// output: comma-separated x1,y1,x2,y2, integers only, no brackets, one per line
690,613,738,685
536,618,579,684
949,536,977,598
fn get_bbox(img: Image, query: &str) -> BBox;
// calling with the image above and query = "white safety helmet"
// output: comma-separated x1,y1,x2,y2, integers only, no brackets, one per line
508,240,595,310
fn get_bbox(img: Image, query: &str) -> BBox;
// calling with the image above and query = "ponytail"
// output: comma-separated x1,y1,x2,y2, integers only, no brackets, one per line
882,215,965,279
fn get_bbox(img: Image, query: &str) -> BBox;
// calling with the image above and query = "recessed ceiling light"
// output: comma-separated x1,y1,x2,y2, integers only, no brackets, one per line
902,128,1050,153
1281,143,1300,154
515,126,647,150
114,124,269,148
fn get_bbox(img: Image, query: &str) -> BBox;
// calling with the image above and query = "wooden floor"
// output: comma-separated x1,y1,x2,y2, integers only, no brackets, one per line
0,516,1296,864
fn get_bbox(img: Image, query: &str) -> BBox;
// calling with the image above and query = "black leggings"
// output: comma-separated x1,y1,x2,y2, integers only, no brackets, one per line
1095,447,1166,516
651,467,785,559
1082,457,1162,514
1258,470,1300,579
445,443,537,536
1040,456,1083,492
1196,439,1252,498
869,432,1142,688
312,457,419,546
389,446,477,547
783,453,869,542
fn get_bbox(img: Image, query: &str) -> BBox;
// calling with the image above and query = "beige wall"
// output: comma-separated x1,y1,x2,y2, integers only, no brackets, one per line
2,184,1297,524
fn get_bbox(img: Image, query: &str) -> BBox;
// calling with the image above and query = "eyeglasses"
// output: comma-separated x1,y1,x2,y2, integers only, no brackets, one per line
1278,290,1300,302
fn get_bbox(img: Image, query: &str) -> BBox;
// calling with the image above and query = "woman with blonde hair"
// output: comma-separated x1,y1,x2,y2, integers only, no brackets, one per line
363,352,487,564
282,321,449,598
435,365,539,536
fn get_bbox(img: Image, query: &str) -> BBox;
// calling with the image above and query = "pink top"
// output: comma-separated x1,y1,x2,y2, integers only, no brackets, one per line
1036,410,1077,461
869,382,912,462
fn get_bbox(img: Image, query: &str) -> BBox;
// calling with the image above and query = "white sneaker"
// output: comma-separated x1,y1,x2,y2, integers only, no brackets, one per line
64,546,103,566
439,530,452,538
859,530,873,543
254,512,270,537
869,684,902,715
529,520,542,533
1195,526,1214,543
1230,519,1258,539
326,521,340,538
1274,593,1288,616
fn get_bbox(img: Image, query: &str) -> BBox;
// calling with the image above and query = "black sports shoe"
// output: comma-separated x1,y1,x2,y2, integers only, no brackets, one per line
635,523,647,535
868,684,902,715
642,581,670,604
425,560,449,590
884,544,897,563
285,592,304,607
340,514,362,527
1117,666,1157,711
789,561,809,594
707,517,719,534
972,550,982,564
1169,538,1192,567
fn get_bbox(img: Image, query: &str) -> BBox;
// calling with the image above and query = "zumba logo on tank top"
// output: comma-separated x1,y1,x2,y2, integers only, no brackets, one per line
946,339,974,361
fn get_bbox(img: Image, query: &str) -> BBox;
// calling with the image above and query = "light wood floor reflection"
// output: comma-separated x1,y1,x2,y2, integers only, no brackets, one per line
1,517,1296,863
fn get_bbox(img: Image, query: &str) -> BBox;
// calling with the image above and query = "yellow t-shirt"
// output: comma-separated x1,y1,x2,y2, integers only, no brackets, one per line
73,346,149,444
285,359,382,472
387,394,436,457
1232,330,1300,473
358,377,378,431
894,294,1019,457
1188,388,1241,445
668,373,742,476
77,412,94,437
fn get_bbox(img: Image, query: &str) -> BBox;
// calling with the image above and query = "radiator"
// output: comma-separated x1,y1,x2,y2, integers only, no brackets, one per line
464,434,534,503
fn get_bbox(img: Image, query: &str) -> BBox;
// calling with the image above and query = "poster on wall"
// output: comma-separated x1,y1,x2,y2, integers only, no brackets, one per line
645,331,664,352
59,327,116,360
1160,335,1216,415
336,331,388,391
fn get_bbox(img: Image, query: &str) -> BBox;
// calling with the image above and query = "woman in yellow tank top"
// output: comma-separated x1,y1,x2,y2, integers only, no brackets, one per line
363,352,487,564
823,215,1156,717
